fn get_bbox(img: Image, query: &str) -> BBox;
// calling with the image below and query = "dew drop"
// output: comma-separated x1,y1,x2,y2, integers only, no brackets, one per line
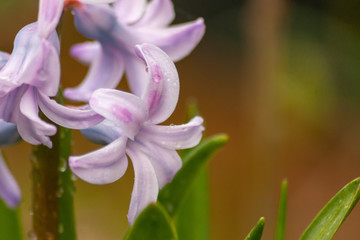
56,188,64,198
58,224,64,234
28,230,37,240
29,208,34,216
167,204,174,212
71,173,78,181
60,130,66,139
38,70,48,82
59,158,67,172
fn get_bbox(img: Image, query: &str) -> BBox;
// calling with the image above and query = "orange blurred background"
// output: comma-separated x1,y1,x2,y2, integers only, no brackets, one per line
2,0,360,239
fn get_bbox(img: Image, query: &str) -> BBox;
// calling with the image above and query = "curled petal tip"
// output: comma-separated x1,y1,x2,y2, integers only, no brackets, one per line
142,17,205,61
140,116,204,150
134,43,179,124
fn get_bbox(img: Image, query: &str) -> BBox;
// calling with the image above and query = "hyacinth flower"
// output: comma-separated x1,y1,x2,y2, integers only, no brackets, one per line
69,44,204,224
64,0,205,101
0,22,60,147
0,52,22,208
0,120,21,209
0,0,63,148
0,0,105,148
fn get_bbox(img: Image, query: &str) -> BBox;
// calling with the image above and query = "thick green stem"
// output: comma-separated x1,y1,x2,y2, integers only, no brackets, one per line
31,92,76,240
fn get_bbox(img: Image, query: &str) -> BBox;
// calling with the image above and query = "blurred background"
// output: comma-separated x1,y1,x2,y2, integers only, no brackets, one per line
2,0,360,239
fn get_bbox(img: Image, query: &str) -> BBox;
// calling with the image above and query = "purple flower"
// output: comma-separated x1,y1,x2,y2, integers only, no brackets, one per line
69,44,204,224
0,0,103,147
64,0,205,101
0,22,61,148
0,120,21,208
0,49,21,208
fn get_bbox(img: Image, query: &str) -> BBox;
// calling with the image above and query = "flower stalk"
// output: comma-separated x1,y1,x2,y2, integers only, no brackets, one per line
31,91,76,240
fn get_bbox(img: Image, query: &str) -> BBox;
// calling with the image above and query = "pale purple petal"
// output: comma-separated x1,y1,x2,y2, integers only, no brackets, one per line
136,140,182,188
70,41,100,65
133,0,175,28
80,120,122,145
0,24,60,97
37,91,104,129
139,116,204,150
0,86,27,122
124,53,148,96
64,46,124,102
0,153,21,208
89,89,148,139
113,0,147,24
0,51,10,69
69,135,128,184
0,81,20,99
126,142,159,225
0,120,20,146
37,0,64,38
135,43,179,124
18,87,56,148
0,25,40,94
23,39,60,97
135,18,205,61
73,4,120,42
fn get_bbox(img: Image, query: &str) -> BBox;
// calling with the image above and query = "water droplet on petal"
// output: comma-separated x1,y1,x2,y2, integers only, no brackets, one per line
38,70,48,82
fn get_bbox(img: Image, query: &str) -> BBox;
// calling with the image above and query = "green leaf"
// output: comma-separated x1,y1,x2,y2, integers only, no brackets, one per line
124,203,177,240
275,180,287,240
245,217,265,240
300,178,360,240
175,167,209,240
158,134,228,217
0,201,22,240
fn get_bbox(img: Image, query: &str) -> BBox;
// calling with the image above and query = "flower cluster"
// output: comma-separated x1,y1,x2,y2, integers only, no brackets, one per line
0,0,205,224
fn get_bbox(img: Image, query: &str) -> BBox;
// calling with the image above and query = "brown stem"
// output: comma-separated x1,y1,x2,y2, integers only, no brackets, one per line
31,133,61,240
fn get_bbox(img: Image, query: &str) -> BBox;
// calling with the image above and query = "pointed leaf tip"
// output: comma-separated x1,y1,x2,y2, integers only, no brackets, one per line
300,178,360,240
275,179,288,240
245,217,265,240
